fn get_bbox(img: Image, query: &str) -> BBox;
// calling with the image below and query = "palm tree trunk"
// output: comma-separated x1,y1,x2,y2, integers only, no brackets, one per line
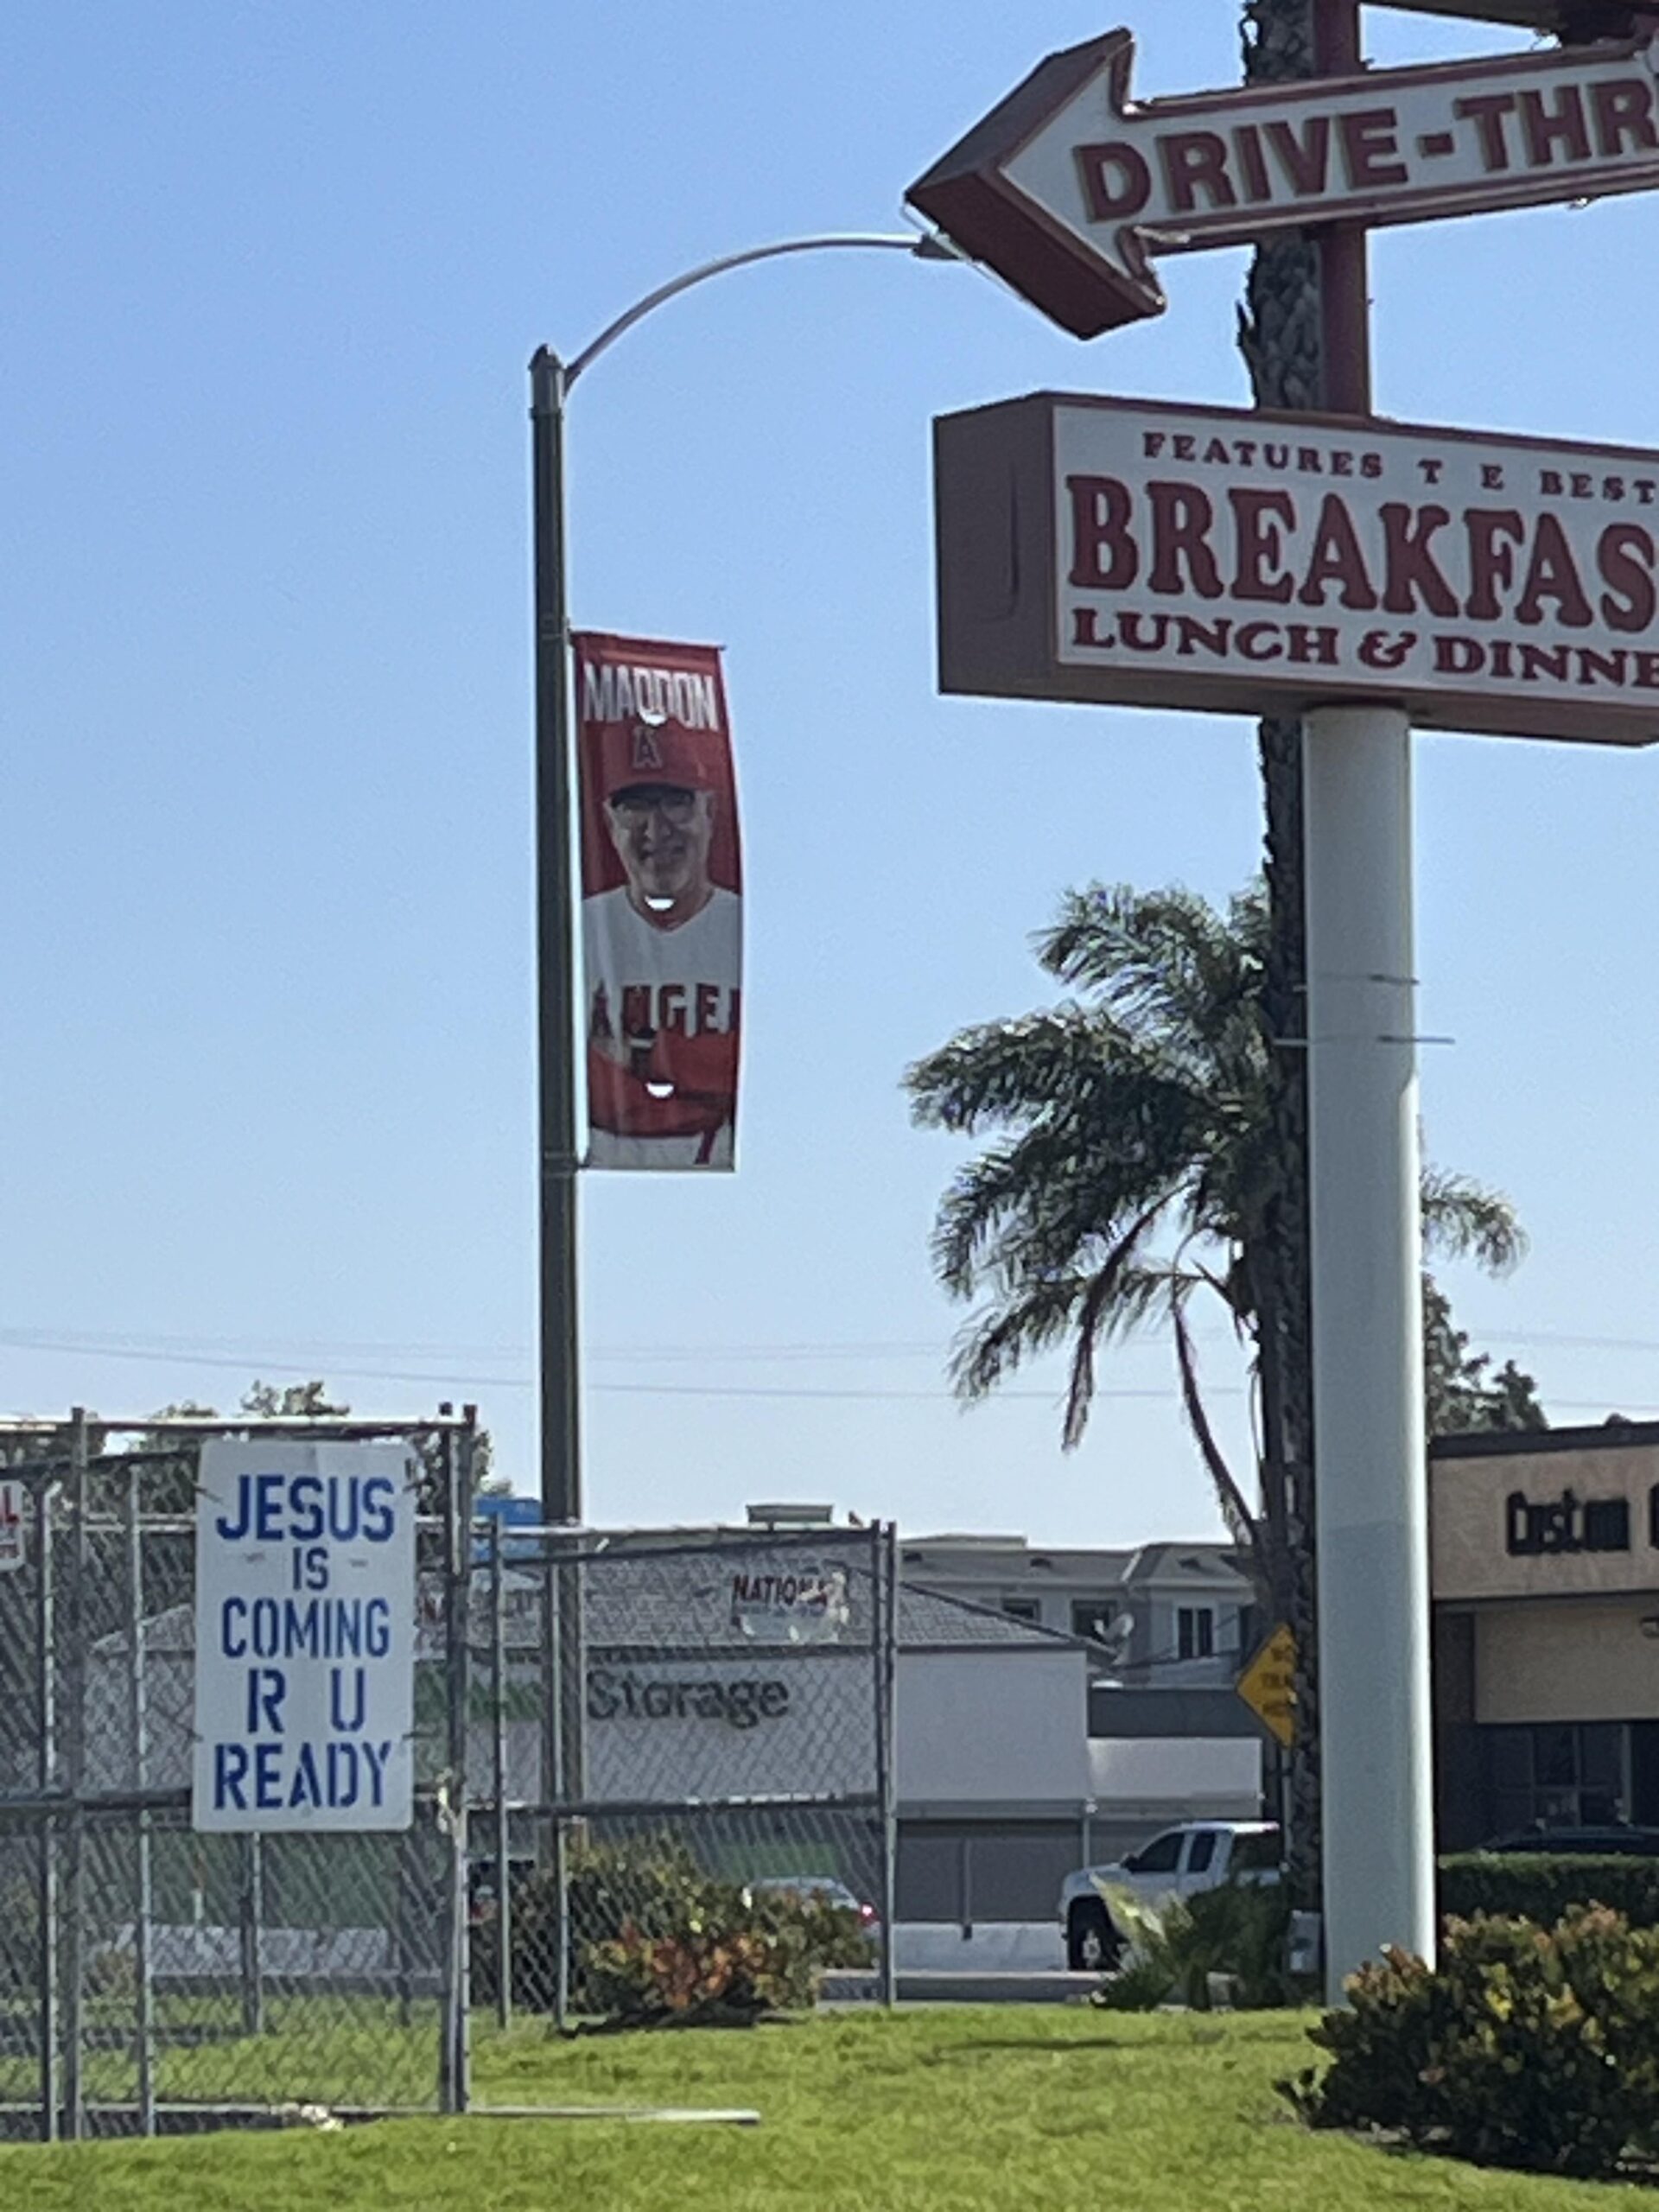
1238,0,1321,1910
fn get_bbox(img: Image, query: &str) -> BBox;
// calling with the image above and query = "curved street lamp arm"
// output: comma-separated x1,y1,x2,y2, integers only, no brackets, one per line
562,232,945,389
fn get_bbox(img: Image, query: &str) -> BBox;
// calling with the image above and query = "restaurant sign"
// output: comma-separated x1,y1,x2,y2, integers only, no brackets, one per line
935,393,1659,746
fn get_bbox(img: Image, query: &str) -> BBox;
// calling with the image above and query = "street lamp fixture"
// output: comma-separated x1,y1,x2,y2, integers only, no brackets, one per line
530,227,960,1537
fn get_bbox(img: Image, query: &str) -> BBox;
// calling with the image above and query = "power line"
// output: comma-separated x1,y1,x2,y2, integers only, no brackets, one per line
0,1327,1652,1415
3,1318,1657,1365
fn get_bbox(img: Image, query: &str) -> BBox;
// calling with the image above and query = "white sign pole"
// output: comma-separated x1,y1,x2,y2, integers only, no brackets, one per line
1304,702,1437,1997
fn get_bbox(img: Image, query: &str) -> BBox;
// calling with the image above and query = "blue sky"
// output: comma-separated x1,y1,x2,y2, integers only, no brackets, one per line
3,4,1655,1545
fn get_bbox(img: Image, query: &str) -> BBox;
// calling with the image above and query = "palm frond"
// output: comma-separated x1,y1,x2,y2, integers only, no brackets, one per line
949,1280,1086,1400
1420,1165,1527,1275
1170,1293,1262,1564
1061,1201,1169,1449
904,1007,1128,1136
1037,883,1268,1078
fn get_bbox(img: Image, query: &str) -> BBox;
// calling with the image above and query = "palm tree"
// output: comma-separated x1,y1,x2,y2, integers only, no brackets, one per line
1236,0,1324,1894
904,880,1527,1619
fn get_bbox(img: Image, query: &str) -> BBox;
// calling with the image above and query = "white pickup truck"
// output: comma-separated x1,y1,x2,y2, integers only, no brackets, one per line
1058,1820,1282,1970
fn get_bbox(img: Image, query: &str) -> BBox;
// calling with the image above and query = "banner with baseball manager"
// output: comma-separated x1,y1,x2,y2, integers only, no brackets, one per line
574,632,742,1169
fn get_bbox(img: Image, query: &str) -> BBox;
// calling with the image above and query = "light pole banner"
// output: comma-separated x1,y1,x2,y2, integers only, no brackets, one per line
573,631,743,1170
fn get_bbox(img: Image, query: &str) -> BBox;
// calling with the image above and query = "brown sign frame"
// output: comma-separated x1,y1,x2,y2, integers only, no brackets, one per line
934,391,1659,747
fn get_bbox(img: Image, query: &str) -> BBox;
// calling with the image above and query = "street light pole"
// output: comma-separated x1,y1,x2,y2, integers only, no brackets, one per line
529,344,579,1535
528,230,953,1537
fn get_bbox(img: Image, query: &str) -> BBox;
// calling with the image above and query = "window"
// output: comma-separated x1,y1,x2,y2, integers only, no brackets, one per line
1071,1599,1122,1644
1001,1597,1040,1624
1231,1829,1283,1874
1185,1832,1217,1874
1127,1830,1184,1875
1177,1606,1215,1660
1488,1722,1629,1837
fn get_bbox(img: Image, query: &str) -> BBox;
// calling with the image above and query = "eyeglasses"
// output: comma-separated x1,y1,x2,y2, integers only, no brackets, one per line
607,789,701,824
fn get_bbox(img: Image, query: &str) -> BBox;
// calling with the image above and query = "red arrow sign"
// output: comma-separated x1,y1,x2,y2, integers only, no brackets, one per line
907,28,1659,336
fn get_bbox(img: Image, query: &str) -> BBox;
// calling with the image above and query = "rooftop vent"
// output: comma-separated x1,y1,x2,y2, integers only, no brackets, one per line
746,1502,835,1529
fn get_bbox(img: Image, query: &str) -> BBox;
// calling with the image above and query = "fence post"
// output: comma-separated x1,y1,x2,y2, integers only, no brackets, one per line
489,1513,512,2031
35,1473,59,2142
122,1463,156,2135
874,1521,899,2009
548,1546,570,2031
60,1409,88,2141
238,1834,265,2037
437,1415,473,2114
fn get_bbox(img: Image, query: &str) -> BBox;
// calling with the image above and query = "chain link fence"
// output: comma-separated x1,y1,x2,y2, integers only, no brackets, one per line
462,1522,899,2033
0,1412,474,2139
0,1418,899,2137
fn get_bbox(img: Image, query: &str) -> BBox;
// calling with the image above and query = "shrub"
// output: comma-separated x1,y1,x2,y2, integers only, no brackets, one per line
1089,1879,1297,2012
470,1836,868,2024
1285,1906,1659,2180
1440,1851,1659,1930
1173,1882,1297,2008
1090,1952,1173,2012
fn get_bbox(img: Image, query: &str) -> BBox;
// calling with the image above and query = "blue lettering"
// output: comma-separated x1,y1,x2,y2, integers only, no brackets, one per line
327,1742,361,1808
327,1478,360,1543
213,1475,252,1542
330,1665,366,1732
361,1476,396,1543
282,1600,319,1658
253,1471,284,1541
246,1666,287,1733
365,1599,391,1660
213,1743,249,1809
253,1744,283,1811
360,1739,392,1806
288,1741,323,1809
222,1597,248,1658
289,1475,324,1542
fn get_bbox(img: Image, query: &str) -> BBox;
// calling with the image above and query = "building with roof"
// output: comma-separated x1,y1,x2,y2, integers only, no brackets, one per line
1432,1421,1659,1849
891,1525,1270,1917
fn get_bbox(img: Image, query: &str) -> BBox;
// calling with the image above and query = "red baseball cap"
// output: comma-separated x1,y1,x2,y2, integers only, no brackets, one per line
594,719,722,800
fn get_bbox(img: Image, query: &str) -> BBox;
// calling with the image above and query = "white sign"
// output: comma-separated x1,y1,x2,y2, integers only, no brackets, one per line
935,393,1659,746
909,29,1659,335
192,1440,416,1832
0,1481,25,1573
728,1559,850,1643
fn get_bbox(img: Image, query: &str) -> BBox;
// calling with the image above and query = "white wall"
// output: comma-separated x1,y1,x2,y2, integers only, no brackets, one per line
1087,1735,1262,1819
1476,1601,1659,1725
895,1648,1091,1806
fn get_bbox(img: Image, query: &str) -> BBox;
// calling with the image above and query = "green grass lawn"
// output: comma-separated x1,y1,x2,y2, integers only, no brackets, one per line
0,2006,1631,2211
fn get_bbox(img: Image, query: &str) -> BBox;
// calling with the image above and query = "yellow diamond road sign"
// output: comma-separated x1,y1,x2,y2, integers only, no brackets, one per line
1236,1623,1297,1749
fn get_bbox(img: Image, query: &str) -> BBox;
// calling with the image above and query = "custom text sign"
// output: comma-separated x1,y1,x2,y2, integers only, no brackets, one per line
908,29,1659,334
728,1559,850,1644
934,393,1659,745
192,1440,416,1833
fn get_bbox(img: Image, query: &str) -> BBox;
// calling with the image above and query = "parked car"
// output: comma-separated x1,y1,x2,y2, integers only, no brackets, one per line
1478,1824,1659,1858
748,1873,880,1933
1058,1820,1282,1971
